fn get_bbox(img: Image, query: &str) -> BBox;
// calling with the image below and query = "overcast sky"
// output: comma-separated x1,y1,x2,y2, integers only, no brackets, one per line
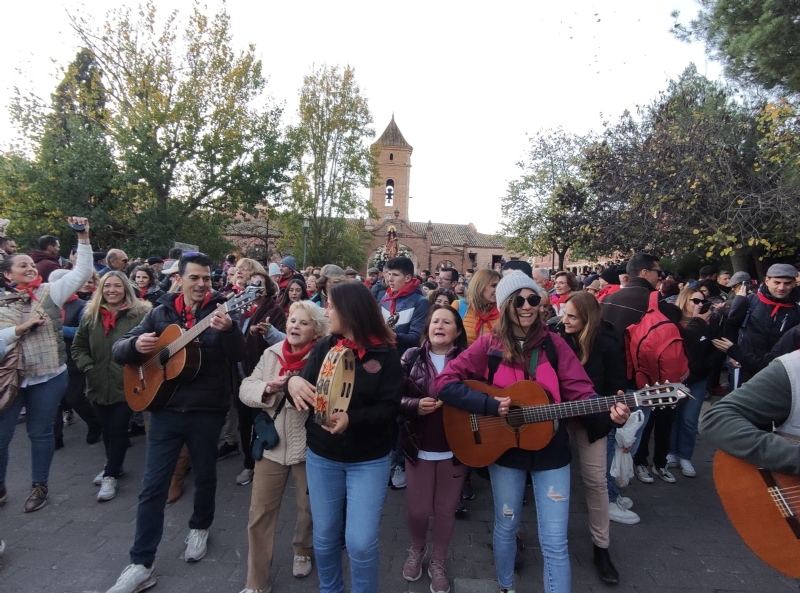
0,1,721,234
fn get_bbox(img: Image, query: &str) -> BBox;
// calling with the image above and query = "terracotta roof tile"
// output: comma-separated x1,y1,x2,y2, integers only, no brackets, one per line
375,116,411,149
406,221,506,248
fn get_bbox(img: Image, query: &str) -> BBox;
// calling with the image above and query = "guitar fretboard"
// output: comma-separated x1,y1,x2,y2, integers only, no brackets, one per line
518,392,660,424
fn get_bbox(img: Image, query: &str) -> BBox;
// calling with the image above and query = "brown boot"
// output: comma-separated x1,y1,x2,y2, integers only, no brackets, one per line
167,445,191,504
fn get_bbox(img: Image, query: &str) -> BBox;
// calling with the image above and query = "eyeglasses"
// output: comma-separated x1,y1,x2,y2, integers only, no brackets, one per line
689,298,706,305
514,294,541,308
120,258,129,264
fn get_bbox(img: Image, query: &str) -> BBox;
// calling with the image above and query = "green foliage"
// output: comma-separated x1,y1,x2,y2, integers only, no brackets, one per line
283,64,378,267
673,0,800,94
501,128,594,270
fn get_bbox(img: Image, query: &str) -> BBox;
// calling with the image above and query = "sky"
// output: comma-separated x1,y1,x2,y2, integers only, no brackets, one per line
0,1,722,235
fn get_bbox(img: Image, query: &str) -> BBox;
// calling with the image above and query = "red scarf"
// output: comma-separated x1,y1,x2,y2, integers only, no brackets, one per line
277,339,315,376
61,294,79,323
381,278,420,315
17,276,43,301
99,305,127,337
175,292,212,329
757,292,796,318
336,336,387,359
597,284,621,302
475,305,500,336
139,288,148,299
278,274,292,291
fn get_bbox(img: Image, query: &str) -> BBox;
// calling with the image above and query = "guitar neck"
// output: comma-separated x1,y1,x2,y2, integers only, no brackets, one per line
520,393,637,424
167,304,227,356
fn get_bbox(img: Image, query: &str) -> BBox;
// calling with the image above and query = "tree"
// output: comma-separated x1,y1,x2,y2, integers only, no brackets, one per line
284,64,378,268
673,1,800,95
64,1,291,256
501,128,593,270
584,66,800,270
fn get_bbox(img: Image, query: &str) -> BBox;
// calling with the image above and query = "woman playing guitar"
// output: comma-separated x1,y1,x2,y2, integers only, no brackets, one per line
434,271,630,593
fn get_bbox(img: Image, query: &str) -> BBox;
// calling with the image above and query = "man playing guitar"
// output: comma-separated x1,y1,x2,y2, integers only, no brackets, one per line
105,252,246,593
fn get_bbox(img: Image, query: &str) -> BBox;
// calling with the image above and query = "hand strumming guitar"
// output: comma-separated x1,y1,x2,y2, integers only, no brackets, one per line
209,304,232,332
136,332,159,354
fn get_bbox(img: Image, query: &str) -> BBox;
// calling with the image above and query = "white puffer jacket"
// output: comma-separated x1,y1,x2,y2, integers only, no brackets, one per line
239,341,310,466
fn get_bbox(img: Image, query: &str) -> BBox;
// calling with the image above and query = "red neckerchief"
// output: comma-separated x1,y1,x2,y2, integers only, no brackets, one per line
597,284,621,302
278,274,292,290
475,305,500,336
139,288,148,299
336,336,386,359
757,291,796,318
381,278,420,315
243,304,257,319
17,276,43,301
175,292,212,329
277,339,315,376
99,304,127,337
61,294,79,322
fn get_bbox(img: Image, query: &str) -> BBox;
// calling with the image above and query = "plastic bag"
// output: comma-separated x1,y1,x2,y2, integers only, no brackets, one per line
610,409,645,488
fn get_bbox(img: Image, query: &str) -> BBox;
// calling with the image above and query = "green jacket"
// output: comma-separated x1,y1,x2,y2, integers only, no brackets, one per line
72,304,150,405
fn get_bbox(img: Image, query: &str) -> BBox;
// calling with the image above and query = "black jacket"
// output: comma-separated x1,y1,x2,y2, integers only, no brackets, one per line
112,291,246,413
601,277,682,334
729,324,800,377
285,334,402,463
557,320,627,442
682,317,725,384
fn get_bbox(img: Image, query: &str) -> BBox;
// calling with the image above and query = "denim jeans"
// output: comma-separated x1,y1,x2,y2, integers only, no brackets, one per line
129,410,226,566
669,379,707,461
92,401,133,478
488,463,571,593
305,449,391,593
0,371,68,487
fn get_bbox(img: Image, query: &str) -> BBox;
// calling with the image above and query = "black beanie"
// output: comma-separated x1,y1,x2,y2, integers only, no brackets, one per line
600,266,620,285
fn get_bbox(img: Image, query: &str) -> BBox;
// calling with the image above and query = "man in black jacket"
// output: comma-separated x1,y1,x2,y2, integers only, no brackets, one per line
106,253,246,593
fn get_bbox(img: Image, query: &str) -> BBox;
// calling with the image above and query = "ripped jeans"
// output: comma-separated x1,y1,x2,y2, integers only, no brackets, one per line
488,463,571,593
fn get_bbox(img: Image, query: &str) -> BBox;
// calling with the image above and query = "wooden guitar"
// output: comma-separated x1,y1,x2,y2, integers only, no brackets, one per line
124,287,261,411
713,445,800,579
442,380,688,468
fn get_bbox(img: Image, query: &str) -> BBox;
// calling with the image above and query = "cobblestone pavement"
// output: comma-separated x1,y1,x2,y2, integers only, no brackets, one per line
1,415,798,593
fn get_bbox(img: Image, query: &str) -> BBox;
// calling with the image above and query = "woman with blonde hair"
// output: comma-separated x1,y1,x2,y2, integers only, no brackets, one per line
238,300,329,593
462,269,502,345
236,258,267,290
72,271,151,501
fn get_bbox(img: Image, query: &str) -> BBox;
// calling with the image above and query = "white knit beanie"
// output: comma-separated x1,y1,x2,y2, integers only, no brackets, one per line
495,270,544,310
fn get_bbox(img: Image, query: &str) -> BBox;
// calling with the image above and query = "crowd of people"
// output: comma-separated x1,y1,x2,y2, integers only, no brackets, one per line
1,217,799,593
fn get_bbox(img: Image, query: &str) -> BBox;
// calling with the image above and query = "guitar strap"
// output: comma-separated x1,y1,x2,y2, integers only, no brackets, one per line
486,335,558,386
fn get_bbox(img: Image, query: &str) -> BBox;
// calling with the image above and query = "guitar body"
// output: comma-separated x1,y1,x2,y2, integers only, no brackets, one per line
443,380,556,468
124,324,202,411
713,450,800,578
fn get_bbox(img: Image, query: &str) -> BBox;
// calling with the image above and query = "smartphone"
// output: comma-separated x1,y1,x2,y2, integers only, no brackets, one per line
700,301,713,314
70,222,86,232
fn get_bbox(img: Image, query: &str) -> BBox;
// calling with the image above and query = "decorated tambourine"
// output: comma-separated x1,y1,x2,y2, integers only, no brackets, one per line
314,344,355,427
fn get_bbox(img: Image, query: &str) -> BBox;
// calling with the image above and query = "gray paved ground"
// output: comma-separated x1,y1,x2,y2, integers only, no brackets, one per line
1,412,798,593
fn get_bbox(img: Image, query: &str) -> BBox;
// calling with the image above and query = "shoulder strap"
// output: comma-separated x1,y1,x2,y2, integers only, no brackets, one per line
741,294,759,330
271,393,288,420
543,334,559,372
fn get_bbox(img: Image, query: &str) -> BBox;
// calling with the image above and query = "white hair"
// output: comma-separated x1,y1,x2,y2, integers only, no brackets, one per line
289,300,329,337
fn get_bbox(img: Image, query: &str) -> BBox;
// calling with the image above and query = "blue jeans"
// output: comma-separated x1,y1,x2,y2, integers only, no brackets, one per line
129,410,225,566
305,449,391,593
488,463,571,593
0,371,68,487
669,380,707,461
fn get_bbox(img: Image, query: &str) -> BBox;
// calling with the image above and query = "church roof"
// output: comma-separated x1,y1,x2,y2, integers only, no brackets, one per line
375,115,412,149
406,221,507,249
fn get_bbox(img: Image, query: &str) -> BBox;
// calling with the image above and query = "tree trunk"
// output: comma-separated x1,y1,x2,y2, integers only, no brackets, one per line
556,248,567,272
729,247,751,273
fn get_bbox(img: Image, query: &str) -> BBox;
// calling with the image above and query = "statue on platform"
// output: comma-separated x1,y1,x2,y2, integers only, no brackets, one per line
385,228,399,259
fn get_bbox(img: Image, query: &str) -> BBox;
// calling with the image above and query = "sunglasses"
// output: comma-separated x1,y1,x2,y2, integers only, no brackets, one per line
514,294,541,308
690,297,706,305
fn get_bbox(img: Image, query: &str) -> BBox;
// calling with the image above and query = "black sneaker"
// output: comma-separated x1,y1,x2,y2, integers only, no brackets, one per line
217,442,239,460
128,423,146,437
24,482,48,513
455,500,467,518
461,476,475,501
0,486,7,504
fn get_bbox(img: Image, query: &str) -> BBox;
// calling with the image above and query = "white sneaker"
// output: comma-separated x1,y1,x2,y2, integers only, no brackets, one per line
609,499,640,525
236,468,255,486
651,466,677,483
184,528,208,562
635,464,654,484
94,467,124,486
98,476,118,501
390,465,406,489
105,563,156,593
238,587,272,593
616,495,634,511
0,539,5,556
63,410,76,427
679,458,696,477
666,453,678,468
293,554,312,577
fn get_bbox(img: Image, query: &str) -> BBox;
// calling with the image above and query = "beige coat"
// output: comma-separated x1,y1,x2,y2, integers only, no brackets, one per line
239,341,310,466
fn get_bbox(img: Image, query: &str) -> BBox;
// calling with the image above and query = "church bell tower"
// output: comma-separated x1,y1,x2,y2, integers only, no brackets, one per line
371,116,412,221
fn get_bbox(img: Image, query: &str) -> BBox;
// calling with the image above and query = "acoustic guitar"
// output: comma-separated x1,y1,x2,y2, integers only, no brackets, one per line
442,380,687,468
124,287,261,411
713,446,800,579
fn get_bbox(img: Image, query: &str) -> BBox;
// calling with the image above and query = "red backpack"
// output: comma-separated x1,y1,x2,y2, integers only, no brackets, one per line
624,290,689,389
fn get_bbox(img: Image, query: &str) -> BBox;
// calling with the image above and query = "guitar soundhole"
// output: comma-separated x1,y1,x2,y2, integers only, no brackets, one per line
506,407,526,429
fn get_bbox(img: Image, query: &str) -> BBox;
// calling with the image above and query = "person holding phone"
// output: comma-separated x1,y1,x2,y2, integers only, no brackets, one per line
667,286,724,478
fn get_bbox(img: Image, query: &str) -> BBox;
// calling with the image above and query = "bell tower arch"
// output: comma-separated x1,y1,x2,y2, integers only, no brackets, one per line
371,115,412,221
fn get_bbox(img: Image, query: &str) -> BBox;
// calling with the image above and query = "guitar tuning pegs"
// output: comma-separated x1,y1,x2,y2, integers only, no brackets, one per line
655,382,660,386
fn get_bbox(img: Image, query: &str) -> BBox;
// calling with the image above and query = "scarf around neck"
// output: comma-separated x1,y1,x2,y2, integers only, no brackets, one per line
99,305,127,337
381,278,420,315
277,339,315,376
757,290,796,318
175,292,212,329
474,304,500,336
336,336,387,360
17,276,44,301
